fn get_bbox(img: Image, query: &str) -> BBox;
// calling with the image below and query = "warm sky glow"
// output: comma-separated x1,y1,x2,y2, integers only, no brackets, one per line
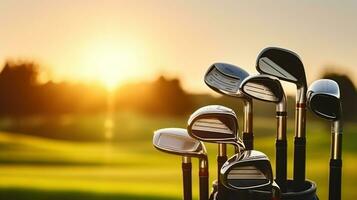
0,0,356,93
81,36,147,90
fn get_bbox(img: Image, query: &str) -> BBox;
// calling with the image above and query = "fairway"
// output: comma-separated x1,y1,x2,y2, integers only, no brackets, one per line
0,112,356,200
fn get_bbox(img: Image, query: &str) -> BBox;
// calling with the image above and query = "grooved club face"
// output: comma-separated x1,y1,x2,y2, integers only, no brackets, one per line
256,47,306,87
221,150,273,190
187,105,238,143
307,79,341,120
153,128,206,158
204,63,249,97
240,75,283,103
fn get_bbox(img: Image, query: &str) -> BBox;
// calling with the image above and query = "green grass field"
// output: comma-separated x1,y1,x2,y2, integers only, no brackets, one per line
0,112,356,200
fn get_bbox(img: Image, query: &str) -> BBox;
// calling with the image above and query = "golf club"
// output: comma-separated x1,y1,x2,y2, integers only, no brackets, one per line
153,128,209,200
205,63,253,150
204,63,252,199
220,150,281,200
240,74,288,192
187,105,244,200
307,79,343,200
256,47,307,191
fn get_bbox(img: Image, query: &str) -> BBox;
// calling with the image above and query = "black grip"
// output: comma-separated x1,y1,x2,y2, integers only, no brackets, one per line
199,173,209,200
243,132,254,150
182,162,192,200
276,139,287,192
329,159,342,200
293,137,306,191
217,155,227,200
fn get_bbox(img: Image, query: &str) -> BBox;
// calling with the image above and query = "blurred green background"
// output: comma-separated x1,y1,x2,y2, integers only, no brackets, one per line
0,111,356,200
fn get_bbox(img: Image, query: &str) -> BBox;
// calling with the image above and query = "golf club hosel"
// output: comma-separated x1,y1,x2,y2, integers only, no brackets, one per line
276,95,287,140
296,84,307,104
295,104,306,138
276,113,287,141
199,158,209,172
331,120,343,160
218,144,227,157
243,99,254,150
183,156,191,163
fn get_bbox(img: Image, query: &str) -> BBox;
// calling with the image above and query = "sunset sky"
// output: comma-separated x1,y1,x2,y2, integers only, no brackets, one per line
0,0,356,93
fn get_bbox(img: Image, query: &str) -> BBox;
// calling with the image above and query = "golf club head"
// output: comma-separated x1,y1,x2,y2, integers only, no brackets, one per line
220,150,273,190
240,74,284,103
307,79,341,120
204,63,249,97
153,128,207,158
256,47,307,87
187,105,243,148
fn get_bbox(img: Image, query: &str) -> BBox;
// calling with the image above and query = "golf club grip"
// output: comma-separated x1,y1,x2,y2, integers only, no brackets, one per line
243,132,254,150
199,171,209,200
182,162,192,200
329,159,342,200
217,155,228,200
276,139,287,192
293,137,306,190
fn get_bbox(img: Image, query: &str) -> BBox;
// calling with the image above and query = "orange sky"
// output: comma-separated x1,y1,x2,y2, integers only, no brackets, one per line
0,0,356,94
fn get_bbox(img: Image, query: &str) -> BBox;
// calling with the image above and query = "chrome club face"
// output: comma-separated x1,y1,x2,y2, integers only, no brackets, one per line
240,74,288,192
256,47,306,88
240,74,284,103
307,79,342,200
256,47,307,190
153,128,209,200
204,63,254,150
307,79,341,120
187,105,244,152
220,150,273,190
205,63,249,97
153,128,207,157
188,104,244,200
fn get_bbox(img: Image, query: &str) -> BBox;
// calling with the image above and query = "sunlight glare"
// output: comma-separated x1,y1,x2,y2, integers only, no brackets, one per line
83,38,141,90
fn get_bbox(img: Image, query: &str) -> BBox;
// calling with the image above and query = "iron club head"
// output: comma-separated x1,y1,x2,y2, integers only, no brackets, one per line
187,105,244,152
220,150,274,190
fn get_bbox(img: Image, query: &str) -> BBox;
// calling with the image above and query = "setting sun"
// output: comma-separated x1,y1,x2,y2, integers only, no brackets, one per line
81,37,145,90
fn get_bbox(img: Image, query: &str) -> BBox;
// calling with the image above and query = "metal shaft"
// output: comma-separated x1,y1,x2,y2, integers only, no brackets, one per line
199,157,209,200
329,120,342,200
217,144,227,200
182,156,192,200
243,98,253,150
276,95,287,192
293,86,307,191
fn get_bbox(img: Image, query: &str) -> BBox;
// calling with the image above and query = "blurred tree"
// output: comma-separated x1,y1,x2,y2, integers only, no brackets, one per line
321,72,357,122
0,60,107,117
117,76,194,116
0,61,39,115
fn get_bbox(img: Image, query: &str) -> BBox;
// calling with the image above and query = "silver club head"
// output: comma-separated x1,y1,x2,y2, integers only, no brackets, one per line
256,47,307,87
153,128,207,158
204,63,250,97
187,105,243,148
240,74,284,103
307,79,341,120
220,150,273,190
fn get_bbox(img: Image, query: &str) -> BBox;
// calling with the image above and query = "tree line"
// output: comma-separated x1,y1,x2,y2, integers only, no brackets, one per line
0,60,356,121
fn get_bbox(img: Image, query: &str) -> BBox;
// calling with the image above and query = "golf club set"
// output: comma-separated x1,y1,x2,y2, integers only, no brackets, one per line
153,47,343,200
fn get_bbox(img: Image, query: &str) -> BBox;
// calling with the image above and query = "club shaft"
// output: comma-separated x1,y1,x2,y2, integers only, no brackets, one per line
329,120,342,200
182,157,192,200
276,111,287,192
199,158,209,200
243,99,254,150
293,103,306,190
217,144,228,200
